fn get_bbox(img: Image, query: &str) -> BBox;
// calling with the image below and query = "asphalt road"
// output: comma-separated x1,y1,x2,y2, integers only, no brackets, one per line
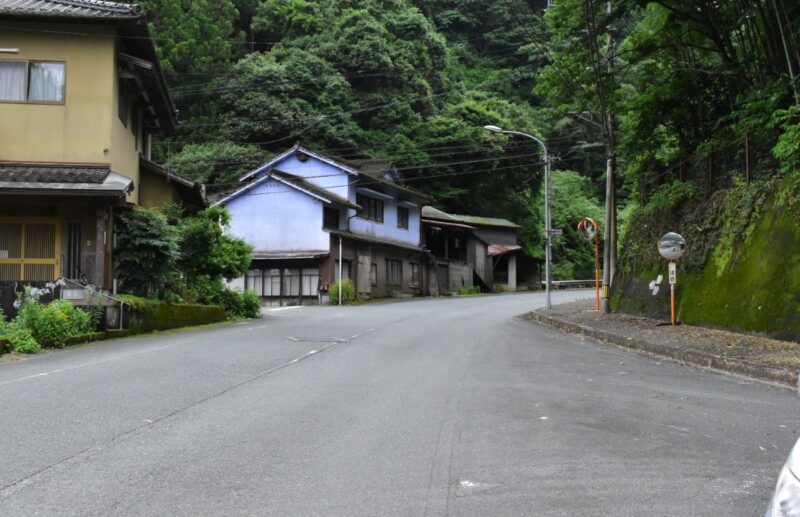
0,291,798,516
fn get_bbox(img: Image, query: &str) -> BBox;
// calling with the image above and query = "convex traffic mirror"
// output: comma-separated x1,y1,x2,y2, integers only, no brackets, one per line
658,232,686,261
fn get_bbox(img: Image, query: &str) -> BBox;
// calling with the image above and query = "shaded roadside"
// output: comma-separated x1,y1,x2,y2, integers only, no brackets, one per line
529,299,800,388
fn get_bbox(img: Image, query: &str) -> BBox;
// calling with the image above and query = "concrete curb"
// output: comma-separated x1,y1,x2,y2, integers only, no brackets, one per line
528,311,799,389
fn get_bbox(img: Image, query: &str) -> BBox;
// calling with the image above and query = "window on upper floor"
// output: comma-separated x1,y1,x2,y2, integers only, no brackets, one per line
397,206,409,230
356,193,383,223
323,207,340,230
0,60,65,103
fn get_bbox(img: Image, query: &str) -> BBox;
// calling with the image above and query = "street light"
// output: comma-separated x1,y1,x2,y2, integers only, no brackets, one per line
483,124,553,309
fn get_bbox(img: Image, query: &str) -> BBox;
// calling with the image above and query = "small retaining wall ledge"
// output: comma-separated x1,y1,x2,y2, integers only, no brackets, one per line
528,310,799,389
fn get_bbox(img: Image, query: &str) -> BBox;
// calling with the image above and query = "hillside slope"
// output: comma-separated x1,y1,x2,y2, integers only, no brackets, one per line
613,176,800,341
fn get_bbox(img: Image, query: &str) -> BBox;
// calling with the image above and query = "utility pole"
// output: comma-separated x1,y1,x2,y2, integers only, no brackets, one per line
588,0,617,314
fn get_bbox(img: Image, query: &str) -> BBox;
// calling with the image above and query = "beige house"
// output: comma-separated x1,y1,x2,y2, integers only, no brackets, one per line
0,0,202,298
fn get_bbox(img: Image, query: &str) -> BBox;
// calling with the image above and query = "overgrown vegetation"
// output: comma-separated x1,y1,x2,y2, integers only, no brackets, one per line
457,285,481,295
114,205,256,318
329,280,356,305
0,288,95,353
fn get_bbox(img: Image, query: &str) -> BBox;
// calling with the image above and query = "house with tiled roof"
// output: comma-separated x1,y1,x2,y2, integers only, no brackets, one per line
422,206,528,293
214,143,433,305
0,0,202,305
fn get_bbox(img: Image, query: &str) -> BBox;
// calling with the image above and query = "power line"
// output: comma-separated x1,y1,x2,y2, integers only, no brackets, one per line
209,159,547,198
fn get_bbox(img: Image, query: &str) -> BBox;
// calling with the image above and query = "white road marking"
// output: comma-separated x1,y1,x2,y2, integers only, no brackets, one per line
264,306,303,312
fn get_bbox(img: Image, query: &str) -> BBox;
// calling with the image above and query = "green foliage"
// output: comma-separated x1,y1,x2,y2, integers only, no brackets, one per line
177,207,252,284
616,174,800,339
216,289,262,318
329,279,356,304
17,299,93,349
114,206,251,304
167,142,265,190
115,207,180,298
117,295,228,330
5,324,39,354
139,0,800,290
457,285,481,295
772,105,800,175
542,170,605,280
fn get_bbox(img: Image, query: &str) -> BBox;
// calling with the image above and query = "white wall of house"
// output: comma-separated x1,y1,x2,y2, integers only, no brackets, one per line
223,179,329,252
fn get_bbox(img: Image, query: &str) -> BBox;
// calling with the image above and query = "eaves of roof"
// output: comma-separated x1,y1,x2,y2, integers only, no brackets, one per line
326,229,424,253
213,168,360,210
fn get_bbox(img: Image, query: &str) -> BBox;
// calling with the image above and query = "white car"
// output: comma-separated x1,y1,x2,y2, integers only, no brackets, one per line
767,437,800,516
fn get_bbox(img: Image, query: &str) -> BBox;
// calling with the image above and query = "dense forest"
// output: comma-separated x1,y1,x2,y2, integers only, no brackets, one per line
131,0,800,281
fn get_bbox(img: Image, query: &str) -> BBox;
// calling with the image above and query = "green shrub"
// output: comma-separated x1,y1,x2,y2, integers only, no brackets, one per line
18,299,93,349
6,324,40,354
329,279,355,304
79,304,105,331
457,285,482,295
217,288,261,318
240,290,262,318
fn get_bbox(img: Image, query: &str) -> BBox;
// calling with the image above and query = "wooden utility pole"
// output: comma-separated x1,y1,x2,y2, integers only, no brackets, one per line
599,0,617,313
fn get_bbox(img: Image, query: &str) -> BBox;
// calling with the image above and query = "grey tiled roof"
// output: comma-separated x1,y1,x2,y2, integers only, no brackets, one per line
0,0,142,19
0,163,110,183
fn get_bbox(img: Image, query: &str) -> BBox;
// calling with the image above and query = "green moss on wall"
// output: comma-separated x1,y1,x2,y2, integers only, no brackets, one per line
120,297,227,332
615,174,800,339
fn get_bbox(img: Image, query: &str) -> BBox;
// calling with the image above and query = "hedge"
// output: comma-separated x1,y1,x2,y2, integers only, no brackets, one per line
118,295,227,332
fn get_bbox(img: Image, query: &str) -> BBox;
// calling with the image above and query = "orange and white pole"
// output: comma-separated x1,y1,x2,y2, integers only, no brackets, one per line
668,261,677,325
594,231,600,311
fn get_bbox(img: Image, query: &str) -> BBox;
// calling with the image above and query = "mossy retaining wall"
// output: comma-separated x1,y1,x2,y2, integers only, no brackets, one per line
613,175,800,340
121,299,227,332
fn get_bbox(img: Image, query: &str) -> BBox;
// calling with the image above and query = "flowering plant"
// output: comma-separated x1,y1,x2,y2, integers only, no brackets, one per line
12,278,66,309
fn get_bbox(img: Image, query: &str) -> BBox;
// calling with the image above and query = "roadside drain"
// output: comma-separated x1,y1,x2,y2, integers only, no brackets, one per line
284,336,351,343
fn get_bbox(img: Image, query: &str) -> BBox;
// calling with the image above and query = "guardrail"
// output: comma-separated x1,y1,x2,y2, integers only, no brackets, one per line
540,280,597,289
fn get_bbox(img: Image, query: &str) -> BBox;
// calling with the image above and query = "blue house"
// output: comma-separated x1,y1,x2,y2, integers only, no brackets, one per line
213,144,433,305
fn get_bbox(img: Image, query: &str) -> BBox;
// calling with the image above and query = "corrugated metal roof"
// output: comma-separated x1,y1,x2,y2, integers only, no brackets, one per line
421,219,476,230
487,244,522,256
0,0,142,19
422,206,521,229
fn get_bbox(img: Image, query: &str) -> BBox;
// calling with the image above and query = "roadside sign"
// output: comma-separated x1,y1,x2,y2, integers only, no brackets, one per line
550,229,563,236
669,262,677,285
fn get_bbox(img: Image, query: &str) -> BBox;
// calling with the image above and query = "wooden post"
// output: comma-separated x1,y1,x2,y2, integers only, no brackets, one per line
595,231,600,311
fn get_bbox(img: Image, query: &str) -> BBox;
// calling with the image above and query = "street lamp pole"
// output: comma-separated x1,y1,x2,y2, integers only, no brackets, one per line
484,125,552,309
